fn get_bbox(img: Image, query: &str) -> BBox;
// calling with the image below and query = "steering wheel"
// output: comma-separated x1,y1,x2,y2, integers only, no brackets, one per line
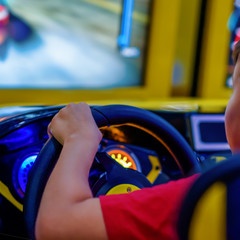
24,105,200,239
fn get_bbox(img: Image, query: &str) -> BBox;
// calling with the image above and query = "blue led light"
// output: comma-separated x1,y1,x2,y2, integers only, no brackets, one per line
0,127,34,151
0,127,33,144
18,155,37,193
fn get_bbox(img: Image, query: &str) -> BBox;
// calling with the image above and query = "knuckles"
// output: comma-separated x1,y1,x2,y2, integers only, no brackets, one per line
62,102,91,116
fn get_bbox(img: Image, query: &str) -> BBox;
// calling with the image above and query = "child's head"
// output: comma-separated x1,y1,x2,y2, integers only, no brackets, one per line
225,40,240,153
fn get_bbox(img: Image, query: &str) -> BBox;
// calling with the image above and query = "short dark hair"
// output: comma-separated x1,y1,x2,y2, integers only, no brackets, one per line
233,40,240,63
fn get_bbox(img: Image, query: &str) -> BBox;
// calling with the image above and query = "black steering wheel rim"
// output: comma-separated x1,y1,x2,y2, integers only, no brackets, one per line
24,104,200,239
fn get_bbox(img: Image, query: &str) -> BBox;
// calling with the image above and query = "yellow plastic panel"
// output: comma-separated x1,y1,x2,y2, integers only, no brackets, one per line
106,184,140,195
189,182,226,240
146,155,161,183
145,0,181,99
0,181,23,212
172,0,202,96
197,0,233,99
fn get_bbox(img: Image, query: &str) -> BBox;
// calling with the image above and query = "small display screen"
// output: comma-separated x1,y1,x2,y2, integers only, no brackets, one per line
199,122,228,143
0,0,151,89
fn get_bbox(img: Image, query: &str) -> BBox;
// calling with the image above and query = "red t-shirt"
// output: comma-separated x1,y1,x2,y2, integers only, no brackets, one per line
100,175,198,240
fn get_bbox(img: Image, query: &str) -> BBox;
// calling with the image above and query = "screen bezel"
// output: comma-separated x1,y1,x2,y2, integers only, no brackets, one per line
0,0,181,105
190,114,230,152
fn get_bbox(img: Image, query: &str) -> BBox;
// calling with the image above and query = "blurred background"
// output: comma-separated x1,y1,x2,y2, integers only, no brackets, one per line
0,0,236,105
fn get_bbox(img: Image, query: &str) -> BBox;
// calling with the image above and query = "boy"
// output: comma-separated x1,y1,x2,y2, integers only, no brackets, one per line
35,40,240,240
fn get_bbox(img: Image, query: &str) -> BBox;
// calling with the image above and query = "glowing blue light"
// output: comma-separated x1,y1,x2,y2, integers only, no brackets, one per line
0,127,33,144
18,154,37,193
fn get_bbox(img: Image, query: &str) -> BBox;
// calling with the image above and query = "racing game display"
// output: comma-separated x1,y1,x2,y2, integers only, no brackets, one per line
0,0,151,89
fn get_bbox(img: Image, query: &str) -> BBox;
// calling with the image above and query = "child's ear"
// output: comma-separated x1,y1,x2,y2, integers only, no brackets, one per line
232,40,240,64
225,93,240,154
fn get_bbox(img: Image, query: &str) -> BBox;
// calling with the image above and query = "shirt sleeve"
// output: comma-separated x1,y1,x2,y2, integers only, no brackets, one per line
99,174,199,240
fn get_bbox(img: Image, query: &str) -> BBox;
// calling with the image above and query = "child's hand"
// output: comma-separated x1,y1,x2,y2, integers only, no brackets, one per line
48,102,102,146
36,103,107,240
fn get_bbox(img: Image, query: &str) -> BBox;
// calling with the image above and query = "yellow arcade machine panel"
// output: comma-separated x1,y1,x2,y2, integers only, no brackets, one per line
196,0,234,99
172,0,202,97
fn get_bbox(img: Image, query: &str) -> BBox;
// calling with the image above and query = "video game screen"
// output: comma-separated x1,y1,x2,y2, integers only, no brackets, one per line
0,0,151,89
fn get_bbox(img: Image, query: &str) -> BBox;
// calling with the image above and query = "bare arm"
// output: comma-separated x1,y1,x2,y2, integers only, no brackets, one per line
35,103,108,240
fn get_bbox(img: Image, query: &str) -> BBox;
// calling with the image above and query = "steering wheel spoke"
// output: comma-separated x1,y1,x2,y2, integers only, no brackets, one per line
92,152,152,196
